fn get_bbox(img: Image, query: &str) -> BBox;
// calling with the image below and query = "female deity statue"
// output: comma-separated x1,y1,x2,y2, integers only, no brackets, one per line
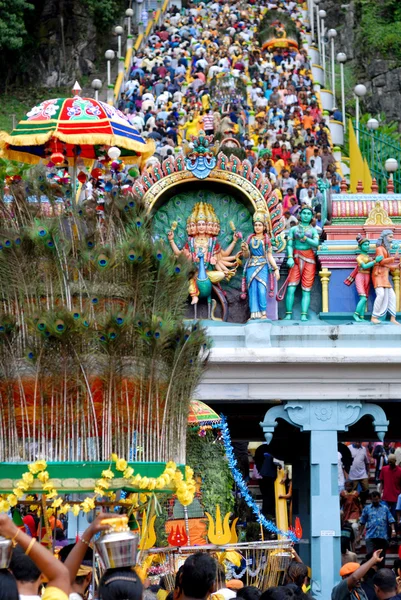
344,234,375,322
240,211,280,319
168,202,240,304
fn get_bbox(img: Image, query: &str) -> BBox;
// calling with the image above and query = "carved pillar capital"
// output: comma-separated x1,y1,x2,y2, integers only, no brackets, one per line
261,400,389,443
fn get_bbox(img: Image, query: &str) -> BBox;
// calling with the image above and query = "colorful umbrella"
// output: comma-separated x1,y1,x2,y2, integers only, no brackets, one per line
188,400,221,427
0,96,155,166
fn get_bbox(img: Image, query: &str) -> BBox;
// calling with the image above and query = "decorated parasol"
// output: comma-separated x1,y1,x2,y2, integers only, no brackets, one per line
188,400,221,427
0,88,155,167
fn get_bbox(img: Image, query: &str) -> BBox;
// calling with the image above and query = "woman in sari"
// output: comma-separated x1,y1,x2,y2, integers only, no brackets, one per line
241,211,280,319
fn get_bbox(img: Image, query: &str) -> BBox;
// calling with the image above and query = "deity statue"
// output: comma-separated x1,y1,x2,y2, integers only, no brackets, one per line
344,234,376,322
280,206,319,321
167,202,241,311
241,211,280,320
371,229,401,325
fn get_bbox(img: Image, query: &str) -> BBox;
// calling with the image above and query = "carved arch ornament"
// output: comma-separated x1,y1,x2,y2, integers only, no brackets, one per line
260,401,389,444
130,148,286,241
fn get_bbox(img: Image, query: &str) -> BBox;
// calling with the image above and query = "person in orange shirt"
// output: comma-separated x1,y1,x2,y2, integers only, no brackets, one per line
305,140,317,163
302,110,314,131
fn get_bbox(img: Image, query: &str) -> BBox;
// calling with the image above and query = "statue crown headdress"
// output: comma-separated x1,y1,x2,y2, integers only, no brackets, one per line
253,210,268,224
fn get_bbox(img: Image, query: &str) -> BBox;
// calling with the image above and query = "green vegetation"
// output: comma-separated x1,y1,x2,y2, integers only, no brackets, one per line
0,0,33,50
186,430,234,518
82,0,126,32
0,88,70,132
356,0,401,63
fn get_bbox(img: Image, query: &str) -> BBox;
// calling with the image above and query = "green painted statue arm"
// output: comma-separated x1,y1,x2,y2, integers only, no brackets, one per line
360,260,376,270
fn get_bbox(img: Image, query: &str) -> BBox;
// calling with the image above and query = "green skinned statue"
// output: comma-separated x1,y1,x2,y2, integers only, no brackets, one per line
283,206,319,321
343,234,375,322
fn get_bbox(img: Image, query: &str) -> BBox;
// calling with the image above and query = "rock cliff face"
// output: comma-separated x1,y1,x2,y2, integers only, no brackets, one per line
323,0,401,124
26,0,98,87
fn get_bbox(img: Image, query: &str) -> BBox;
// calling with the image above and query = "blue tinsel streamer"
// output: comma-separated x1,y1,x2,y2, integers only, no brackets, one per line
220,414,297,542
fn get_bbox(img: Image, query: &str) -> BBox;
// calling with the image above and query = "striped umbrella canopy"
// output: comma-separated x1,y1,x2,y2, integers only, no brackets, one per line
0,96,155,166
188,400,221,427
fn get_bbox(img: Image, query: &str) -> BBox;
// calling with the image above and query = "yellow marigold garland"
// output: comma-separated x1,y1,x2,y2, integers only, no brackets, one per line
0,456,196,515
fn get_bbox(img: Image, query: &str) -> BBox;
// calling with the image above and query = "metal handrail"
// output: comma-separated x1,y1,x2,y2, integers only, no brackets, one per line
354,122,401,193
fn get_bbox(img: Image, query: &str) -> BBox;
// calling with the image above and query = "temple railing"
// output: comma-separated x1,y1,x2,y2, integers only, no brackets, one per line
355,123,401,194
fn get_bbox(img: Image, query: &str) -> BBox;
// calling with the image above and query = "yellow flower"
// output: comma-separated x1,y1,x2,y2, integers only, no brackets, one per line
131,474,142,486
30,505,37,512
107,492,116,502
101,469,115,480
123,467,134,480
138,477,149,489
7,494,17,507
81,498,95,513
96,478,111,490
72,505,80,517
166,461,177,470
37,471,50,484
46,508,55,518
51,498,63,509
26,495,34,501
94,487,106,497
139,493,149,504
155,476,168,489
61,504,71,514
16,481,30,491
22,472,34,485
0,500,10,513
13,487,24,499
116,458,128,472
174,471,183,484
185,466,194,479
46,489,58,500
28,460,47,474
111,453,118,462
42,481,55,491
147,478,156,491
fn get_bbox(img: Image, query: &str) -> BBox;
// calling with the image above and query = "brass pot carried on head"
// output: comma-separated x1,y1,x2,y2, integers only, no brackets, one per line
0,536,13,568
95,516,139,570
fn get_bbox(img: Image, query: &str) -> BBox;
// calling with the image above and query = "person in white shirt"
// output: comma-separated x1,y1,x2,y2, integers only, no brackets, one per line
284,211,298,230
309,149,323,174
130,113,145,132
284,93,298,106
255,94,268,109
349,442,370,505
249,87,262,103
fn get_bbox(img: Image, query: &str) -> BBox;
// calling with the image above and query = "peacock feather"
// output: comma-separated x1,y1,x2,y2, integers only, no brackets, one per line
0,186,209,464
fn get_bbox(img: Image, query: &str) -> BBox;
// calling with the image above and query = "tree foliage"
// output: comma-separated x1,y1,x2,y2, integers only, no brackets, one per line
356,0,401,63
0,0,33,50
186,430,234,518
82,0,126,32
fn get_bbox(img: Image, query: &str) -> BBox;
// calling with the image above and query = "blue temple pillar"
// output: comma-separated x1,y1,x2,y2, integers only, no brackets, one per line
260,400,389,599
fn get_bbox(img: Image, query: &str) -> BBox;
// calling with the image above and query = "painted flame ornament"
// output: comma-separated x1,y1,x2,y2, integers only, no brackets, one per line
168,525,188,547
138,512,156,550
205,505,231,545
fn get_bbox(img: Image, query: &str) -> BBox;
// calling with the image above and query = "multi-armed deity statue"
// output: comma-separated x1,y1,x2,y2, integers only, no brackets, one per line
168,201,241,317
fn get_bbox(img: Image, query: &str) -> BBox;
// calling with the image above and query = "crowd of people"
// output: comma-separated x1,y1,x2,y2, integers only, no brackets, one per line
338,442,401,598
114,0,342,235
1,508,401,600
